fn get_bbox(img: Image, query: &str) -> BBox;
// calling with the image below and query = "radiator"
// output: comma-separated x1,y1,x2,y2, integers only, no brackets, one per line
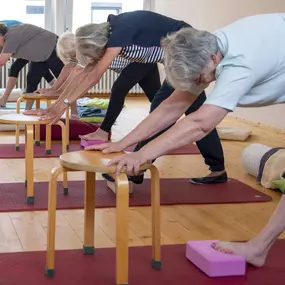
0,59,144,94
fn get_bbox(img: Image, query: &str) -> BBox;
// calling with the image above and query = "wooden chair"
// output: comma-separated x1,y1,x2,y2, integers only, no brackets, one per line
45,150,161,285
0,114,68,204
15,94,70,153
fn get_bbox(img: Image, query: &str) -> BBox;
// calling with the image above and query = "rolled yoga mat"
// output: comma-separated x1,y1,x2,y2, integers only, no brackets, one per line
242,143,271,177
242,143,285,189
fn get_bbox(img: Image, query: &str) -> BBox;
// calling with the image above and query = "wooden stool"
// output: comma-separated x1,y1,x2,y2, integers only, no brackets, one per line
45,150,161,285
15,94,70,153
0,114,68,204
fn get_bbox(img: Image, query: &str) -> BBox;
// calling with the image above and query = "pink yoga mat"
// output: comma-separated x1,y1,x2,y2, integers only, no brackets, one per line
0,178,271,212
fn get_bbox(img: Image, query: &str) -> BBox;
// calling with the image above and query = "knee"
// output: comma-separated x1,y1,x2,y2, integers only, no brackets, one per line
110,82,130,99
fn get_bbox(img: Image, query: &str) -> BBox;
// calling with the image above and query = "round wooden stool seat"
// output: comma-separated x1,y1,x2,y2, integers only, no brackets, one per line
0,113,51,125
59,150,151,174
21,93,59,100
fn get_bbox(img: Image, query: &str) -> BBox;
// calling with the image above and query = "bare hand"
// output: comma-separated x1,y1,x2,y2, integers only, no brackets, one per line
23,108,48,116
39,103,67,125
107,152,147,176
85,141,125,153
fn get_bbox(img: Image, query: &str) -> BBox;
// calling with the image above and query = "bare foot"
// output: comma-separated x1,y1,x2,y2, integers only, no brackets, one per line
0,96,7,107
79,128,109,141
211,241,268,267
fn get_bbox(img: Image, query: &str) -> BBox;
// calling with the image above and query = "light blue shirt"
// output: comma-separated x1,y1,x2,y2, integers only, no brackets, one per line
205,13,285,111
0,20,22,27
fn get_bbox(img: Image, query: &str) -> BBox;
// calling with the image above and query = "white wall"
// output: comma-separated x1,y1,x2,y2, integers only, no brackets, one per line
152,0,285,129
72,0,143,32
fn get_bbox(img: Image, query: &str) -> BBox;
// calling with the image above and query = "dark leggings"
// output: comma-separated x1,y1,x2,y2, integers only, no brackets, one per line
9,58,54,83
26,48,64,93
134,80,225,172
100,62,161,132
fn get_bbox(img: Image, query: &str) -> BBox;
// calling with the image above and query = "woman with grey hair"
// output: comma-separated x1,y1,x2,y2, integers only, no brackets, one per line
92,13,285,267
32,10,227,186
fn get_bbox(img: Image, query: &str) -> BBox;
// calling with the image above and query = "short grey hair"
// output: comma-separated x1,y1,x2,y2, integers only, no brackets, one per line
161,27,219,92
56,31,76,64
75,22,110,65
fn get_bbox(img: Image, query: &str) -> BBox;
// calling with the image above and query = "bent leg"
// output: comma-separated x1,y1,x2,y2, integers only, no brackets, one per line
80,62,161,141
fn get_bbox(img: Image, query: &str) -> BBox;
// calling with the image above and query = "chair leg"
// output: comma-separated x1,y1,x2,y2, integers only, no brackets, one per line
65,108,70,150
56,121,68,194
15,98,23,151
45,124,52,154
45,166,63,277
83,171,96,254
35,100,40,146
25,124,34,204
149,165,162,270
115,173,129,285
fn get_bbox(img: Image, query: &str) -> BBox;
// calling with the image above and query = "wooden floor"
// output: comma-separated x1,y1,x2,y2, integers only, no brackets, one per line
0,97,284,253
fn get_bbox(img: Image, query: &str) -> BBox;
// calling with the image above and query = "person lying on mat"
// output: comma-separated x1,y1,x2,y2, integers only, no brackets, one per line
0,21,64,109
0,20,55,107
24,10,227,186
89,13,285,268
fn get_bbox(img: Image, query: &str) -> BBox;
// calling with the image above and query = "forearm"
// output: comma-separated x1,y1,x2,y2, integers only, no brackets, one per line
49,63,74,92
119,90,195,148
140,116,207,161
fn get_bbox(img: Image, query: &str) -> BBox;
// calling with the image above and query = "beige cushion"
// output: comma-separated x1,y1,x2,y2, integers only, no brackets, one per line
217,126,252,141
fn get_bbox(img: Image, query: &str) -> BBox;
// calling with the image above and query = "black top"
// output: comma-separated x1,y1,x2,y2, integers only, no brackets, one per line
107,10,190,64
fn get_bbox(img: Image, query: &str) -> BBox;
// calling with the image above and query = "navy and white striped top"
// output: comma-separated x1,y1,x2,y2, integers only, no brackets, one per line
107,11,189,66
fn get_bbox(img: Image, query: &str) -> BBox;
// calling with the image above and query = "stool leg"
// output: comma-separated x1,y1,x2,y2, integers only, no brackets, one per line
45,124,52,155
83,171,95,254
26,124,35,204
45,166,63,277
149,165,161,270
15,98,23,151
35,100,41,146
65,108,70,150
115,173,129,285
56,121,68,194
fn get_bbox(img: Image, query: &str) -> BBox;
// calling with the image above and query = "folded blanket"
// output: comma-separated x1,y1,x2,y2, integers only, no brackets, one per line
77,97,109,109
77,106,106,118
79,117,105,123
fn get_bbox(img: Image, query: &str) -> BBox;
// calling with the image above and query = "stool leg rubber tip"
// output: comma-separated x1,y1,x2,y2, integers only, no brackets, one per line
26,196,35,205
24,180,27,187
45,267,55,277
15,146,20,151
45,149,52,155
82,246,95,255
63,188,69,195
152,259,162,270
35,141,40,146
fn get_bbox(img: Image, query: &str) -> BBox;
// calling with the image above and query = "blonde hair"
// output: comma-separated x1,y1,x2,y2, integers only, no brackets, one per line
56,31,76,64
75,22,110,65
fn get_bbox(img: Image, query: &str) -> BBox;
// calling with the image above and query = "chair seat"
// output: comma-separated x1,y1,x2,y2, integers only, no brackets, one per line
21,93,59,100
60,150,151,174
0,113,51,125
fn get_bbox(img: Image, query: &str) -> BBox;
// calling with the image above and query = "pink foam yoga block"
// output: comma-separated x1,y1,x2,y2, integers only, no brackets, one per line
80,139,105,148
186,240,246,277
